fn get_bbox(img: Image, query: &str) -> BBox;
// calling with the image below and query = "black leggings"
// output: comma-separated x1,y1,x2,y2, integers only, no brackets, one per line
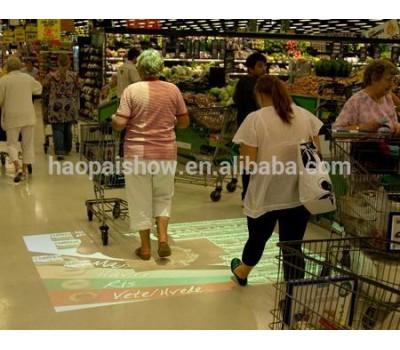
243,205,311,281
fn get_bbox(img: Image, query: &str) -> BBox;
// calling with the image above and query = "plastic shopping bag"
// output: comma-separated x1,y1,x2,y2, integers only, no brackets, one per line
298,142,336,215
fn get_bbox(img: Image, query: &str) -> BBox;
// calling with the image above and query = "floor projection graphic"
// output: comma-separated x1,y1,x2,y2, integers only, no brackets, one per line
23,218,281,312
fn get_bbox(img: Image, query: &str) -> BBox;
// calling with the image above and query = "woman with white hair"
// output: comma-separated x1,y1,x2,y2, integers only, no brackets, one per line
112,49,189,260
0,56,42,182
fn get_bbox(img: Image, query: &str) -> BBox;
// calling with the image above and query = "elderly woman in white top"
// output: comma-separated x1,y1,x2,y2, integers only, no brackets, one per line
0,56,42,182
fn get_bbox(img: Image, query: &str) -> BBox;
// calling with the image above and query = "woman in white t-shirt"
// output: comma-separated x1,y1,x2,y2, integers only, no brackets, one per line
231,75,323,286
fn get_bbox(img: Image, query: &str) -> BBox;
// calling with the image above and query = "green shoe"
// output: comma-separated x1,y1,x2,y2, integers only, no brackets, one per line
230,258,248,286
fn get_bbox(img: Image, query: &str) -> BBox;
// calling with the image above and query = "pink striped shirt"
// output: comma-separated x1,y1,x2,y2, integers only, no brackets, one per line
117,81,187,159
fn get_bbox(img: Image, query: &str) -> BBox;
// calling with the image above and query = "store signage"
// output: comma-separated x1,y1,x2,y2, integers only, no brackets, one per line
363,19,400,39
25,24,38,42
219,40,226,60
331,42,343,59
211,39,219,59
224,50,235,73
14,27,25,43
373,45,381,59
193,40,200,59
3,29,14,45
359,46,367,62
391,46,400,64
38,19,61,41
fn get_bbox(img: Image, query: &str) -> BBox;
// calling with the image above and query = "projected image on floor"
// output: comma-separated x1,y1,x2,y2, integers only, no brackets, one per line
23,218,280,312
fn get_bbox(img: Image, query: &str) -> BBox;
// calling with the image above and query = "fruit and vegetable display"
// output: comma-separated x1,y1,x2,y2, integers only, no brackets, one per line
315,59,353,78
285,74,362,100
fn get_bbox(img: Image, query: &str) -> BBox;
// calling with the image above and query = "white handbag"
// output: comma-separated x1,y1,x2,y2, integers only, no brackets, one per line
298,142,336,215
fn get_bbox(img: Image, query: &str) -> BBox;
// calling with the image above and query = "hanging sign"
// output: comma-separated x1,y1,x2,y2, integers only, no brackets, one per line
14,27,25,43
38,19,61,41
363,19,400,39
3,29,14,45
25,24,38,42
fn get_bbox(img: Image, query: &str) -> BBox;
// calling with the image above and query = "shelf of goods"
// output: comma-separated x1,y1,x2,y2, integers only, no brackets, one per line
79,44,103,120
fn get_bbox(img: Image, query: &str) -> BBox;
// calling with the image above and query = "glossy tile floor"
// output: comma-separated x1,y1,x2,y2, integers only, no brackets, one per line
0,103,330,330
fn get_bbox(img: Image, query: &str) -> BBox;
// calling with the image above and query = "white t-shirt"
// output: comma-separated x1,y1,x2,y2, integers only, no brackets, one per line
233,104,323,218
117,61,140,98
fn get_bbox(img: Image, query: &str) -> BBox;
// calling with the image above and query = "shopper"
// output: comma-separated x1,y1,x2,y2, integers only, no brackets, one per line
233,52,267,201
112,49,189,260
117,47,141,98
230,75,323,286
21,58,39,80
0,56,42,182
43,53,80,160
333,59,400,133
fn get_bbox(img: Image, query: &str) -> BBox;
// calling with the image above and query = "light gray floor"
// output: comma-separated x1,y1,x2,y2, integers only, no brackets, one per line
0,103,330,330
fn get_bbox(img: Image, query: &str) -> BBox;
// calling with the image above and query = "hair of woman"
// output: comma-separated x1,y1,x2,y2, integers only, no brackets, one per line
363,59,397,86
255,75,293,123
137,49,164,80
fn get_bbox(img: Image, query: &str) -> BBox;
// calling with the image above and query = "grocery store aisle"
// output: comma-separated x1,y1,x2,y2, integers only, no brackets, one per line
0,103,329,330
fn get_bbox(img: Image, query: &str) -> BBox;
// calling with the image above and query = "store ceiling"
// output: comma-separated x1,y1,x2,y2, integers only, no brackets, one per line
74,19,391,36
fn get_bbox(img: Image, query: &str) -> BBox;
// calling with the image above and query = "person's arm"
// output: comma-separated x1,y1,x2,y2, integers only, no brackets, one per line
111,90,131,131
32,78,42,96
176,112,189,129
129,66,140,84
240,143,258,171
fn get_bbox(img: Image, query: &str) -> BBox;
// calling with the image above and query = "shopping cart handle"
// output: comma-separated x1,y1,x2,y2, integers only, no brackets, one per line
334,129,371,134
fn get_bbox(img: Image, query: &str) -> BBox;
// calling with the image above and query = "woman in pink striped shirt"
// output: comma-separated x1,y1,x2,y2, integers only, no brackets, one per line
112,49,189,260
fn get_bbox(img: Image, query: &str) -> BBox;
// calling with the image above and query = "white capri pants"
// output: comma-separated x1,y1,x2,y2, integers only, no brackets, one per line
6,125,35,165
123,158,177,231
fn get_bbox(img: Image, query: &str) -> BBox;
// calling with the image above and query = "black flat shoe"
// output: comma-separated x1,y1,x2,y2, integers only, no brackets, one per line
230,258,248,286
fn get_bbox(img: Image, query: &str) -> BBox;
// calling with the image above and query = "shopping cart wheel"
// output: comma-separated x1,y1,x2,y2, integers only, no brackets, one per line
1,155,6,166
27,164,32,174
112,202,121,219
100,225,109,246
87,206,93,221
210,190,222,202
226,179,237,193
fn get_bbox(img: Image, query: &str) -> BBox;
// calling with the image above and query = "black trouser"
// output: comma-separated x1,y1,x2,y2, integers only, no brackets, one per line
241,172,250,201
243,205,311,281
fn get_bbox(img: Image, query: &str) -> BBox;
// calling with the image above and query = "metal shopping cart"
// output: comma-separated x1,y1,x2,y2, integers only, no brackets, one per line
329,130,400,247
175,106,239,202
270,237,400,330
80,123,128,245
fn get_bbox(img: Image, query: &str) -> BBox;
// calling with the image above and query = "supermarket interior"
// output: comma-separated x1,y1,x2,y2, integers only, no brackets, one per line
0,12,400,343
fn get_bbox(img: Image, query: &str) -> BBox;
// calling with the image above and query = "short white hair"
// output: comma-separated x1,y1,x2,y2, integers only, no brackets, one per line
6,56,22,72
137,49,164,80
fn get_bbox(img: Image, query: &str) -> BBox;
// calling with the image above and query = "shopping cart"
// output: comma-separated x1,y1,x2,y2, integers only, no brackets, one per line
175,106,239,202
329,131,400,249
80,123,128,245
270,237,400,330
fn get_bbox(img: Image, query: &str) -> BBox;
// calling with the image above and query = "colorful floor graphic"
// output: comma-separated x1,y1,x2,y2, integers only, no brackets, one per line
23,218,281,312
